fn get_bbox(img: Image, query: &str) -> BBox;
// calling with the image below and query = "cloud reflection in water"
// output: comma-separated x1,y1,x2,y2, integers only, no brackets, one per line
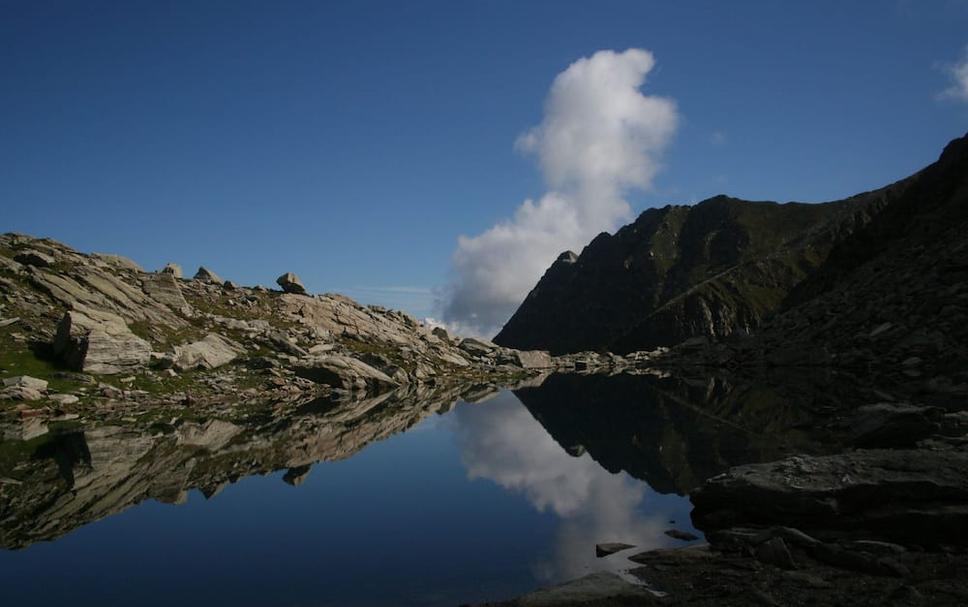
449,391,692,583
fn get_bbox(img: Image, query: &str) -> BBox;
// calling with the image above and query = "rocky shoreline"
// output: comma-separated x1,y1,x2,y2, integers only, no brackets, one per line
0,232,576,423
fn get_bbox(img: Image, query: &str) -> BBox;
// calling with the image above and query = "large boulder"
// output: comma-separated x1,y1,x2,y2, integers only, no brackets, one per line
692,450,968,546
458,337,499,358
276,272,307,295
142,273,189,310
54,308,151,374
160,263,183,278
193,266,222,283
294,354,397,393
172,333,241,371
512,349,554,369
2,376,49,391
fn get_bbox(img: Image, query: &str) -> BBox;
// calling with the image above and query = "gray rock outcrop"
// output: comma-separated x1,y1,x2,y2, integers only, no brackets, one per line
142,273,189,310
193,266,222,283
295,354,397,393
276,272,307,295
53,308,152,374
172,333,242,371
160,263,183,278
14,249,55,267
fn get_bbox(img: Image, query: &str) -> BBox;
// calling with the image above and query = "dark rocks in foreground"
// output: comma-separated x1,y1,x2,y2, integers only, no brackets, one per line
692,449,968,548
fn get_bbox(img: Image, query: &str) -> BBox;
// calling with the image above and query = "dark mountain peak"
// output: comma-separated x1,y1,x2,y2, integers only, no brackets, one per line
555,250,578,264
937,130,968,167
495,133,968,355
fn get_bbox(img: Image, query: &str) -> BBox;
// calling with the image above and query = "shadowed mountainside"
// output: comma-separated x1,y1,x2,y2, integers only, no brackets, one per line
494,133,968,356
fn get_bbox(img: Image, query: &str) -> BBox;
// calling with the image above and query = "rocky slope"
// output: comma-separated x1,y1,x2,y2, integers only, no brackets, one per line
0,233,567,425
493,135,967,356
647,132,968,412
703,133,968,374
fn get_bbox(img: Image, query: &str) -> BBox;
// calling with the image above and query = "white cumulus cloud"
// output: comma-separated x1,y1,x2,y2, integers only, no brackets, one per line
439,49,678,337
940,45,968,102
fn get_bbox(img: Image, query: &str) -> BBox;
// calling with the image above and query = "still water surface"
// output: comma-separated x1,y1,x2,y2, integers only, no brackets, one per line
0,382,710,606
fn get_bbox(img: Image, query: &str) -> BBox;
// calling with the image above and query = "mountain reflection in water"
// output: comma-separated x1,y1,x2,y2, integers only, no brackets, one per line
0,371,838,606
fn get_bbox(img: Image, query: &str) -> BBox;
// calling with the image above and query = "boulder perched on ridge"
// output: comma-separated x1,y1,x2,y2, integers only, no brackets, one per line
276,272,307,295
160,263,183,278
193,266,222,283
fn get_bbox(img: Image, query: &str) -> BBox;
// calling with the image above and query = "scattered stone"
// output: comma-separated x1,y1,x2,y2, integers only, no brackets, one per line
0,317,20,328
48,393,79,405
2,376,49,391
276,272,307,295
51,371,96,384
0,386,44,401
150,351,175,369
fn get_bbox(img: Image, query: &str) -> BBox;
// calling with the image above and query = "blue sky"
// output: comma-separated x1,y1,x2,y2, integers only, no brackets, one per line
3,1,967,321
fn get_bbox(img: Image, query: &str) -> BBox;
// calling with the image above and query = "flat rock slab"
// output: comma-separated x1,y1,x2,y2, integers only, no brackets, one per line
692,449,968,545
595,542,635,557
173,333,241,371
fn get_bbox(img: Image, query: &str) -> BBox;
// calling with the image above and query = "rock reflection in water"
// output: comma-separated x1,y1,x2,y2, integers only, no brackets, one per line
0,370,850,606
0,384,462,549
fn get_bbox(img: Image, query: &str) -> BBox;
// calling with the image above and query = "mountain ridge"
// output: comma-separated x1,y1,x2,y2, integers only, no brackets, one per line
494,133,964,355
